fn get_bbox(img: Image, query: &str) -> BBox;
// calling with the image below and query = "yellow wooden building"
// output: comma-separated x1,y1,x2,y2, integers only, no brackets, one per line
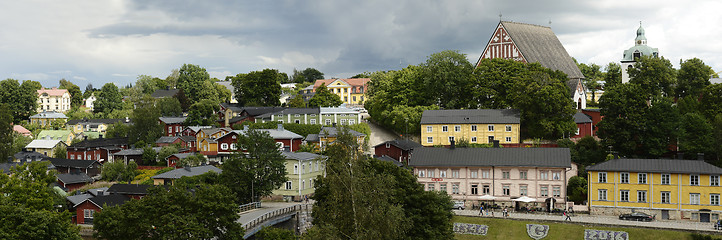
420,109,521,147
312,78,369,105
587,157,722,222
272,151,327,202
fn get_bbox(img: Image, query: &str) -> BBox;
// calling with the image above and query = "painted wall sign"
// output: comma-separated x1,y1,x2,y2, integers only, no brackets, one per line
526,224,549,239
453,223,488,235
584,229,628,240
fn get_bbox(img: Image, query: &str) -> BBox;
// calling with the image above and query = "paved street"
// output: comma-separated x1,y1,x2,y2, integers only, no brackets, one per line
365,118,399,155
454,209,721,234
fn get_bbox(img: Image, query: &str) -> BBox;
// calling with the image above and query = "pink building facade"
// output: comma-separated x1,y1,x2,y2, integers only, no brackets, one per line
410,147,576,210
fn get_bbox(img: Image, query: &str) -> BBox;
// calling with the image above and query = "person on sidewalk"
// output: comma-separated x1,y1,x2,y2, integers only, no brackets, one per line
479,204,484,216
564,209,572,221
503,207,508,218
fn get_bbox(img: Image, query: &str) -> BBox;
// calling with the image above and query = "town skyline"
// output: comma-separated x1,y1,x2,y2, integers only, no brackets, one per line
1,1,720,88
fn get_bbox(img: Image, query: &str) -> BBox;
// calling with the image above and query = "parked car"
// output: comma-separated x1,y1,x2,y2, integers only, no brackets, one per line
452,201,465,210
619,212,655,221
715,220,722,230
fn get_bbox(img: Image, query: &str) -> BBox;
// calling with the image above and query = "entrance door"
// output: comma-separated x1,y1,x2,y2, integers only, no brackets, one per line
488,136,494,143
701,213,711,222
661,210,669,220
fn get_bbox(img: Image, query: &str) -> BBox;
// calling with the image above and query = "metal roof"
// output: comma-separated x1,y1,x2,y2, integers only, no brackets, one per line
420,109,520,124
409,147,571,168
373,139,422,151
57,172,93,184
152,165,222,179
573,112,592,124
586,158,722,175
49,158,100,168
25,139,66,149
159,117,187,124
281,152,326,162
30,111,67,119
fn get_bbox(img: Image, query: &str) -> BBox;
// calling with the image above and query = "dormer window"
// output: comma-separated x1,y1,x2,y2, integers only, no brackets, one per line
633,51,641,60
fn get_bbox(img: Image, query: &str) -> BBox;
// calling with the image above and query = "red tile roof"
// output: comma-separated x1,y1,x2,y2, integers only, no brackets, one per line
37,87,69,96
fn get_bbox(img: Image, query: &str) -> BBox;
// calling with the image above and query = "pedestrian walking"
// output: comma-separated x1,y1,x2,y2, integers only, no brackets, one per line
564,209,572,221
479,204,484,216
503,207,508,217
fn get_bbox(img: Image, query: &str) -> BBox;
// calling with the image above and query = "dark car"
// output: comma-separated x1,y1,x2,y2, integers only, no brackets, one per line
619,212,655,221
715,220,722,230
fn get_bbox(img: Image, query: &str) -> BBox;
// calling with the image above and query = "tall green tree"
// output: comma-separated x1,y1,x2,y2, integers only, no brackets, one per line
0,79,39,123
627,55,676,97
420,50,473,109
0,104,13,162
577,62,604,102
287,94,306,108
184,99,220,126
301,68,324,83
94,184,243,240
700,84,722,121
220,129,287,204
59,79,83,109
566,176,588,204
597,84,649,157
679,113,713,158
309,129,418,240
603,62,622,90
0,161,80,240
83,83,95,99
176,64,211,104
101,161,139,182
676,58,714,98
308,83,343,107
231,69,283,106
105,121,130,138
157,97,183,117
128,96,162,146
94,83,122,114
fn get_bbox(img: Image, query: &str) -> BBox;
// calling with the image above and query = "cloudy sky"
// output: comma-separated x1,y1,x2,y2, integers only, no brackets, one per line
1,0,720,88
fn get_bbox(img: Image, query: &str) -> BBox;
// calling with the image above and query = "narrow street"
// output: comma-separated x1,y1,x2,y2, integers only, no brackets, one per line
364,117,402,155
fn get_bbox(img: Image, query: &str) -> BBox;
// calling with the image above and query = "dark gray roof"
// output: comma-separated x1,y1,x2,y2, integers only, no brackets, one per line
151,89,179,98
257,108,320,119
319,127,365,137
66,118,130,126
573,112,592,124
586,158,722,175
0,160,55,174
67,193,92,207
409,147,571,168
582,108,600,112
14,150,48,162
156,136,180,144
242,107,287,116
49,158,100,168
152,165,222,179
220,103,243,112
179,135,196,142
69,137,129,149
305,134,319,142
57,172,93,184
494,21,584,79
88,194,130,209
107,184,155,195
373,139,422,151
159,117,187,124
374,155,404,167
166,152,194,160
281,152,326,162
420,109,520,124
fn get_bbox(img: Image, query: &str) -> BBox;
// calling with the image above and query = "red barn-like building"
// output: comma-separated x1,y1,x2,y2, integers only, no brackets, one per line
374,139,422,165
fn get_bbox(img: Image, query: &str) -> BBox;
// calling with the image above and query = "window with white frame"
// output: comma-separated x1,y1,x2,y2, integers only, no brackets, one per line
598,172,607,183
575,128,580,135
620,172,629,183
302,163,305,174
439,170,447,178
638,173,647,184
448,136,455,143
483,185,490,194
325,119,331,125
302,180,305,190
552,186,561,197
427,137,433,143
661,191,671,203
506,125,512,132
540,186,548,197
471,184,478,195
712,176,720,186
452,183,459,194
230,143,237,150
502,171,510,179
471,125,477,132
426,126,433,132
285,181,292,190
340,119,347,125
310,119,316,124
506,137,512,142
220,143,228,150
520,185,528,196
691,175,700,186
418,169,425,177
661,174,670,185
482,170,490,179
691,193,701,205
553,172,561,180
488,125,494,131
442,126,448,132
620,190,629,202
599,189,607,201
712,194,720,206
427,183,434,191
451,170,459,178
84,209,94,219
502,185,510,195
471,137,477,142
470,170,478,178
427,170,435,178
454,125,461,132
638,190,647,203
294,164,298,174
520,171,527,180
540,171,549,180
440,183,447,193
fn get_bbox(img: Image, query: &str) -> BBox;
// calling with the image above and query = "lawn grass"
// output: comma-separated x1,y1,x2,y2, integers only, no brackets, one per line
453,216,720,240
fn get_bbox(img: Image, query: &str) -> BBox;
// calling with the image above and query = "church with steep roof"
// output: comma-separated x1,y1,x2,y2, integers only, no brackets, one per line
621,23,659,83
476,21,587,109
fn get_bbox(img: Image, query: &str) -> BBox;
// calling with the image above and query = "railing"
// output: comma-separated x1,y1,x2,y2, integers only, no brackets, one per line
239,202,262,213
242,204,304,231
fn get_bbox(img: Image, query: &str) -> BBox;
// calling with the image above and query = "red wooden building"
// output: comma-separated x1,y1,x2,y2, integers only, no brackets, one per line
373,139,422,165
581,108,603,136
66,137,129,163
159,117,187,136
73,194,130,224
572,112,594,139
